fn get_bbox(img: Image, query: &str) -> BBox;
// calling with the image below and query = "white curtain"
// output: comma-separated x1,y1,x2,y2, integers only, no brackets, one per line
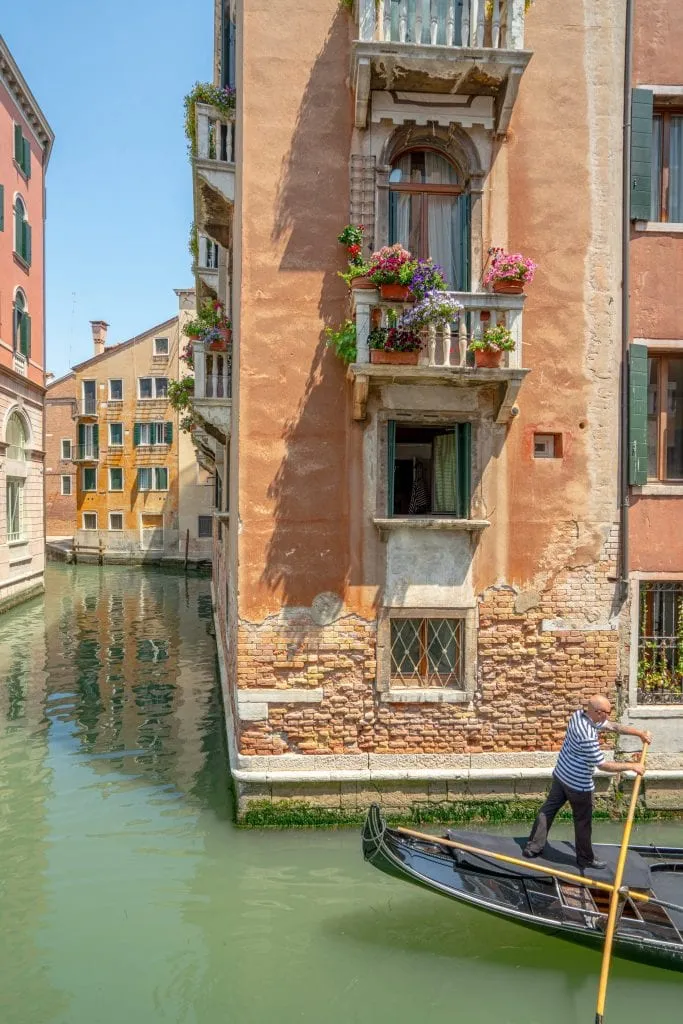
670,117,683,223
433,432,458,513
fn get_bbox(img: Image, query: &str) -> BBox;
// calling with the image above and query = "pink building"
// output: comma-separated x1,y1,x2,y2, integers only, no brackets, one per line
0,36,53,612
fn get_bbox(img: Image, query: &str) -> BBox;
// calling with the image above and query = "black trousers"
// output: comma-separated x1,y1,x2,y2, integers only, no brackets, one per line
525,775,595,867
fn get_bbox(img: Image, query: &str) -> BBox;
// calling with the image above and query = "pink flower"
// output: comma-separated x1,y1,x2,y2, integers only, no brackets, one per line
484,248,537,286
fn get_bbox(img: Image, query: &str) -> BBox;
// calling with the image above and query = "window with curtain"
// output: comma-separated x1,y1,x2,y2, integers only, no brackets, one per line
647,354,683,480
388,149,470,290
6,412,27,461
388,421,472,518
651,111,683,223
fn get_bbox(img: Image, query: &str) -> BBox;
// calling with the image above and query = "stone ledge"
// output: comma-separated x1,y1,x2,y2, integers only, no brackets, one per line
379,688,471,703
237,688,324,703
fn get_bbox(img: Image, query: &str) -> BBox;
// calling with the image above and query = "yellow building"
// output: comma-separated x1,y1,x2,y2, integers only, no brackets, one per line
45,295,214,562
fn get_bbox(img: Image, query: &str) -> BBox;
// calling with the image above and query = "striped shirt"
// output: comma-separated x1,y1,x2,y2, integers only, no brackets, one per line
554,710,616,792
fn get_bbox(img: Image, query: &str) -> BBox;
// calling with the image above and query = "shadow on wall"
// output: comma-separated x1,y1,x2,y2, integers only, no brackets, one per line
260,12,377,611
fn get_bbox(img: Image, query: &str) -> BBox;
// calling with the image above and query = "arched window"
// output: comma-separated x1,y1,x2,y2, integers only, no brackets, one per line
14,196,31,266
388,150,469,290
13,290,31,358
6,412,28,461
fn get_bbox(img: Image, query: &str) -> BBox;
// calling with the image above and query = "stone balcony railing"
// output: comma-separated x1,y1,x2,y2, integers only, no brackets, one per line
348,287,528,423
191,341,232,439
72,444,99,463
193,103,235,244
353,0,531,131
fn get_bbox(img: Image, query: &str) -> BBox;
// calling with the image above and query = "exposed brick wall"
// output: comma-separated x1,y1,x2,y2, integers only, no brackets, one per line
235,550,621,760
45,379,77,537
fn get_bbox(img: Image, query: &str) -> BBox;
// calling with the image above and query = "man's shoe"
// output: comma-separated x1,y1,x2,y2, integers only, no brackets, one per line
579,859,607,872
523,846,541,859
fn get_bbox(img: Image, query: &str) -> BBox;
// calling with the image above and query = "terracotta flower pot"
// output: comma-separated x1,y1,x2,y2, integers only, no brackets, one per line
350,276,376,290
474,348,503,368
492,279,525,295
379,283,411,301
370,349,420,365
217,327,232,342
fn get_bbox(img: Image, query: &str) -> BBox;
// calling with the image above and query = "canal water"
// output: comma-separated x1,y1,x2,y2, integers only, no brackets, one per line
0,564,681,1024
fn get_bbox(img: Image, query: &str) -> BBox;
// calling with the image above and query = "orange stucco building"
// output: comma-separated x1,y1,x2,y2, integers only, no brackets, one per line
189,1,683,815
0,35,53,613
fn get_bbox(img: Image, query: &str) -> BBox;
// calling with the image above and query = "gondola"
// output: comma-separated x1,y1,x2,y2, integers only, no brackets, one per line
362,803,683,971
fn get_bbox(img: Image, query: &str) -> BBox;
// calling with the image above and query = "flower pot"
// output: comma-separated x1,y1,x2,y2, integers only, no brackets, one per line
350,276,376,290
370,349,420,365
217,327,232,343
492,279,525,295
380,283,411,301
474,348,503,368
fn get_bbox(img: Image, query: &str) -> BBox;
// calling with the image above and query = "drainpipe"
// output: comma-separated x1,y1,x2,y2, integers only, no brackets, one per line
619,0,634,597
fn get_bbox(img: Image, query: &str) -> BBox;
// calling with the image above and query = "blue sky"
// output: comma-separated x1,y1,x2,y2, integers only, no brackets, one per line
3,1,213,377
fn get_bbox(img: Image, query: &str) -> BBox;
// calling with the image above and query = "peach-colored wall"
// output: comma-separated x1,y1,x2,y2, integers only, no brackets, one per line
0,84,46,385
633,0,683,85
630,496,683,571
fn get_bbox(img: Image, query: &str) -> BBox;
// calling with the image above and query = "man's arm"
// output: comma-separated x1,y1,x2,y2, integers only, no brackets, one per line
604,722,652,745
598,760,646,777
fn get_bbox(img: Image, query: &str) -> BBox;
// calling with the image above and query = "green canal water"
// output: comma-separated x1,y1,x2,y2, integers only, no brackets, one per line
0,565,681,1024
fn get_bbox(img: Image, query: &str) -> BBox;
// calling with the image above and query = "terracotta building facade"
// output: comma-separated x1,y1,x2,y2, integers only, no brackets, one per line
189,1,683,816
45,297,214,562
0,36,53,613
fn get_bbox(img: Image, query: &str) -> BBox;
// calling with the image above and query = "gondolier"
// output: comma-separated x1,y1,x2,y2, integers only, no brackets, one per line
523,695,652,871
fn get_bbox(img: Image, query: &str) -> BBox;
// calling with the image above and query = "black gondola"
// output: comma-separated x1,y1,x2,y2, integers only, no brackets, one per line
362,804,683,971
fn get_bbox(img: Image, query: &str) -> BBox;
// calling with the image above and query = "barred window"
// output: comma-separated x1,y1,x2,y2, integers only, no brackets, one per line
390,616,465,689
638,582,683,704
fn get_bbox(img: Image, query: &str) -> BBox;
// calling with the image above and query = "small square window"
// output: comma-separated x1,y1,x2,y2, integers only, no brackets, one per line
61,439,72,460
153,337,169,356
390,616,465,689
83,512,97,530
82,467,97,491
198,515,213,538
109,512,124,531
109,379,123,401
109,467,123,491
61,475,72,496
533,433,563,459
109,423,123,447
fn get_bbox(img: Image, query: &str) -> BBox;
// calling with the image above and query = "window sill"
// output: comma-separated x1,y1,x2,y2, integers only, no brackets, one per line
13,158,29,182
373,516,489,532
380,688,471,704
8,538,28,549
633,221,683,234
13,252,30,272
632,483,683,496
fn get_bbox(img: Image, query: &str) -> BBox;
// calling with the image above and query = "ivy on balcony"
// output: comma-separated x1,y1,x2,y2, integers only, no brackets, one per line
184,82,236,157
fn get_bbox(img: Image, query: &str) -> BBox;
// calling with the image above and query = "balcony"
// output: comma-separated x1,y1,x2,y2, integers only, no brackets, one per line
72,445,99,463
193,103,235,249
74,399,98,419
192,342,232,439
353,0,532,133
348,287,528,423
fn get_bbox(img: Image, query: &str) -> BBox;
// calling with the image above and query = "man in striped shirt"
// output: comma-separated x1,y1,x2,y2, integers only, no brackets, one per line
523,696,651,871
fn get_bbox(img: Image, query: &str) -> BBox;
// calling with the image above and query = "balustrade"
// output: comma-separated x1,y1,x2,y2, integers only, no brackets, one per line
358,0,525,50
195,103,235,165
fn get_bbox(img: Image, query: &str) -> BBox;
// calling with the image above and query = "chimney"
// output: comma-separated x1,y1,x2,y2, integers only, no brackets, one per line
90,320,109,356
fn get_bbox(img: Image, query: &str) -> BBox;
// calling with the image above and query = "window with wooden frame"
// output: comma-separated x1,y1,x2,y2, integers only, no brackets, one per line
13,196,31,266
388,421,472,518
13,290,30,356
651,107,683,223
387,149,470,290
646,353,683,481
390,615,465,689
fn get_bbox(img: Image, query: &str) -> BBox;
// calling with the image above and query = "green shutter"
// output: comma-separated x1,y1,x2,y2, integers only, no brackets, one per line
458,193,471,291
165,421,173,445
23,222,32,265
78,423,85,450
20,313,30,357
631,88,653,221
14,124,22,164
457,422,472,518
133,423,141,447
387,420,396,516
22,137,31,179
0,185,4,231
15,205,22,254
92,424,99,450
628,344,649,485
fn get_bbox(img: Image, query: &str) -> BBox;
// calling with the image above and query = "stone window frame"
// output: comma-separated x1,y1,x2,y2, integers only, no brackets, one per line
374,407,484,524
628,573,683,718
60,438,72,460
60,475,72,496
376,605,477,704
82,512,97,530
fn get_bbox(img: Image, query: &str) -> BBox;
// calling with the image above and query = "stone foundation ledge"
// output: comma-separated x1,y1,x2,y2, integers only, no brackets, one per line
234,751,564,772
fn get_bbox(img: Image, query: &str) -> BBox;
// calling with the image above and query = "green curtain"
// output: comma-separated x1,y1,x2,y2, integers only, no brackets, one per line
433,431,458,513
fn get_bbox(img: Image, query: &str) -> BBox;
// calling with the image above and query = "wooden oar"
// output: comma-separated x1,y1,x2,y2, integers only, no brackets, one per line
594,744,650,1024
395,825,649,902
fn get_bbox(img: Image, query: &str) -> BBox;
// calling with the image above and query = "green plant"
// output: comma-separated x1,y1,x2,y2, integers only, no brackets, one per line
168,376,195,433
468,324,516,353
338,262,372,287
184,82,236,157
368,324,422,353
188,222,198,264
183,299,229,339
325,320,357,364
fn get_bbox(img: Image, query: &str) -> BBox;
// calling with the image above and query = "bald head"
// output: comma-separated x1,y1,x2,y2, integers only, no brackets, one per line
585,694,611,723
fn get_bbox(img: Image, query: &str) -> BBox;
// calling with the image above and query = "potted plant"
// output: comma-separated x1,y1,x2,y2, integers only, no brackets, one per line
398,292,463,333
183,298,230,340
484,247,537,294
202,325,232,351
368,323,423,365
180,341,194,370
337,224,374,290
367,244,416,301
468,324,516,368
409,259,447,300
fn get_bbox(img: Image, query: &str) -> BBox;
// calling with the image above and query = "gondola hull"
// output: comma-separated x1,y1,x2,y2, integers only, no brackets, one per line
362,804,683,971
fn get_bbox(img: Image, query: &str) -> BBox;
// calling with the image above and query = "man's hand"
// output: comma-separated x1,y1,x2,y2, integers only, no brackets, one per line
624,762,645,777
640,730,653,745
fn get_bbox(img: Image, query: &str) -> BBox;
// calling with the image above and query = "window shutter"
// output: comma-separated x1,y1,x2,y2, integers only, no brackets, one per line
387,420,396,516
628,344,649,485
165,421,173,445
14,124,22,164
78,423,85,447
24,222,32,266
0,185,4,231
456,422,472,518
457,193,471,291
15,206,22,254
631,88,654,221
133,422,141,447
22,137,31,179
20,313,30,357
92,424,99,449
